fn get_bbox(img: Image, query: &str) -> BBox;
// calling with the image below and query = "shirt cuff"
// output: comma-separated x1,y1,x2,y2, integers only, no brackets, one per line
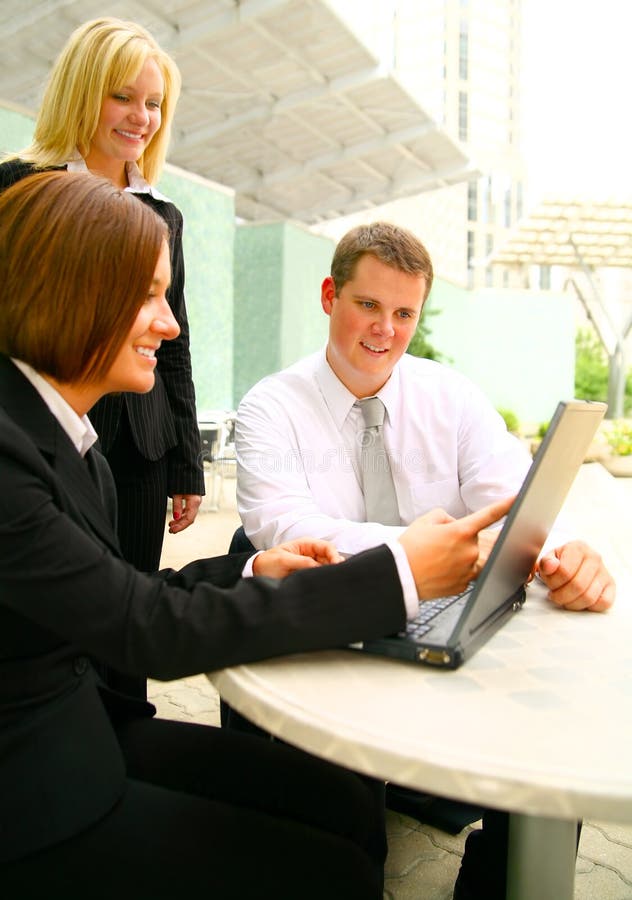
241,552,262,578
386,539,419,619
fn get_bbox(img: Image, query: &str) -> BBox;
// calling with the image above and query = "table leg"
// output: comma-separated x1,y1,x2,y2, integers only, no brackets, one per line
506,813,576,900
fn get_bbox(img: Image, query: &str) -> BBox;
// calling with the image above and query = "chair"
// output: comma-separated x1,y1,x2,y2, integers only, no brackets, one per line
228,525,256,554
197,411,237,511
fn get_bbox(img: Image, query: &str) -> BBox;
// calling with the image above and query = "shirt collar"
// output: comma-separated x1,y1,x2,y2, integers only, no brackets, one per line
314,347,400,429
66,156,171,202
12,359,98,457
375,362,400,424
314,350,357,430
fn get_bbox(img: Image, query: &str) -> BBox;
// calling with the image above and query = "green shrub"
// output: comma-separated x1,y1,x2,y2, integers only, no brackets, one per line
497,408,520,434
604,420,632,456
537,420,550,438
406,308,445,361
575,327,632,414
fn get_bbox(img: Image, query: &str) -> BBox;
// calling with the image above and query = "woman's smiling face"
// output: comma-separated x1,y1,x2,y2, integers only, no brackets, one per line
102,239,178,396
86,57,164,182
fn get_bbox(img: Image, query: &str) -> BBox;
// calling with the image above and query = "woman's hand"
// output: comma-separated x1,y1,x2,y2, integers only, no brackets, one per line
253,538,345,579
169,494,202,533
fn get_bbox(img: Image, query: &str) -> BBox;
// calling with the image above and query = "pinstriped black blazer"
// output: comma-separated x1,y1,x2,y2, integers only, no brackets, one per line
0,158,204,496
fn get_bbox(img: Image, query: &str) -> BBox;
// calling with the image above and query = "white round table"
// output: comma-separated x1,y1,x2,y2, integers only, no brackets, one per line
211,465,632,897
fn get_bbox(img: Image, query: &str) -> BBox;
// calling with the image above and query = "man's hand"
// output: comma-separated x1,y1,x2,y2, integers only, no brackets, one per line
398,496,515,600
477,528,501,568
168,494,202,534
253,538,345,579
536,540,615,612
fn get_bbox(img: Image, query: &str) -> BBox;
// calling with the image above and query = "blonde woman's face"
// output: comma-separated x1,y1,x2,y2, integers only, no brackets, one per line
87,57,164,178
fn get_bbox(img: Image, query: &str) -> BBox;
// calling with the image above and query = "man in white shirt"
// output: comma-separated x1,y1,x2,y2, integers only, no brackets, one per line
235,221,615,897
236,221,613,613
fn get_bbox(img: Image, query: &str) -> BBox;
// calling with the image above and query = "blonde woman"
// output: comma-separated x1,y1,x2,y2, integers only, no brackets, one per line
0,18,203,591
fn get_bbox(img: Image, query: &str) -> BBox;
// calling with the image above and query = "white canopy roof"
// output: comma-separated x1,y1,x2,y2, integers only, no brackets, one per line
0,0,474,223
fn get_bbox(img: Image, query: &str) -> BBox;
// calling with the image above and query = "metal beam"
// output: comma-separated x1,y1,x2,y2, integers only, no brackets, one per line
166,0,290,51
3,0,78,38
235,121,438,192
282,159,477,222
175,62,387,150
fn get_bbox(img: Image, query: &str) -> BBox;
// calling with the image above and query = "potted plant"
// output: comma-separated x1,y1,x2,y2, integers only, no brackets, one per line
601,420,632,476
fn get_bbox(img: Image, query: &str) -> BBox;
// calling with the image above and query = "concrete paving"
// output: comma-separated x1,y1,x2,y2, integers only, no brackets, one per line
151,470,632,898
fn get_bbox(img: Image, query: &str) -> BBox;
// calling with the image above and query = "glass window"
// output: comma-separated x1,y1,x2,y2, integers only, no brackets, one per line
480,176,492,225
539,265,551,290
516,181,523,220
467,181,477,221
458,90,469,141
459,20,469,80
504,188,512,227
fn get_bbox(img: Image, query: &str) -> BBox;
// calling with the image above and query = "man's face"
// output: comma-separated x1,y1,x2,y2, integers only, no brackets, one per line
321,253,426,398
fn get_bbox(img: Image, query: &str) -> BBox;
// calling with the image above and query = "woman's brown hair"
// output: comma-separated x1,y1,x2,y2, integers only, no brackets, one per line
0,171,167,383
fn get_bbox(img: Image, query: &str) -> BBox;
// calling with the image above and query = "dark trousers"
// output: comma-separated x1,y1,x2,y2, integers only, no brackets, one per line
106,412,169,701
107,410,169,574
2,717,387,900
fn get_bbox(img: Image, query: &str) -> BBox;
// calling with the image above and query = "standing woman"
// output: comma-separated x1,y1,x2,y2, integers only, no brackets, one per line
0,17,204,576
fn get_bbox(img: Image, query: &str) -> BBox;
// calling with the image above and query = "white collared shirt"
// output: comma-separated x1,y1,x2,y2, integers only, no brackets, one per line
12,359,98,457
236,349,532,552
65,157,170,202
236,350,534,616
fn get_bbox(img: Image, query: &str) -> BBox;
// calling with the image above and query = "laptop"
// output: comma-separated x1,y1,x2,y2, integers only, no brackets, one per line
351,399,607,669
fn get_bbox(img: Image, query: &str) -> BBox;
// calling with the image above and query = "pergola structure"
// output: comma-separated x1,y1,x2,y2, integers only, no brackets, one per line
0,0,475,223
493,198,632,417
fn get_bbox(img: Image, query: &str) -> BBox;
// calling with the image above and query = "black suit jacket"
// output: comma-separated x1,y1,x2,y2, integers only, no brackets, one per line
0,356,406,864
0,158,204,496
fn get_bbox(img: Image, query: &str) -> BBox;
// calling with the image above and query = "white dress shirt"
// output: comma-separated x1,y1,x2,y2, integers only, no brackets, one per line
66,157,170,201
236,349,533,555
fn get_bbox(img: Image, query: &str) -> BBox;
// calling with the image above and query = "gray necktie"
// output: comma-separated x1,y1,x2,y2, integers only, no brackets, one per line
357,397,400,525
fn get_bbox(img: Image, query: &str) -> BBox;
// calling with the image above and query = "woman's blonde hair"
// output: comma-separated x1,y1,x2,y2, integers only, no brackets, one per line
0,171,167,384
20,17,181,184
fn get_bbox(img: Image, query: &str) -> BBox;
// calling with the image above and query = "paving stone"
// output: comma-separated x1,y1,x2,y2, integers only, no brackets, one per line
575,863,632,900
385,824,445,877
578,822,632,895
384,847,461,900
591,820,632,850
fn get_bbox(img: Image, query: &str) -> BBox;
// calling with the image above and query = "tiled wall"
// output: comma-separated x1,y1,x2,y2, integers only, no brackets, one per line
424,280,576,425
159,166,235,412
233,221,333,404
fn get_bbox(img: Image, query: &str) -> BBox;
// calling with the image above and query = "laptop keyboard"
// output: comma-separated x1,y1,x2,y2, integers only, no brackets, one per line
404,589,470,639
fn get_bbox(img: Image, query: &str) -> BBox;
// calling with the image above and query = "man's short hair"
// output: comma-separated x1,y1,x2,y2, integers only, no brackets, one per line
331,222,434,300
